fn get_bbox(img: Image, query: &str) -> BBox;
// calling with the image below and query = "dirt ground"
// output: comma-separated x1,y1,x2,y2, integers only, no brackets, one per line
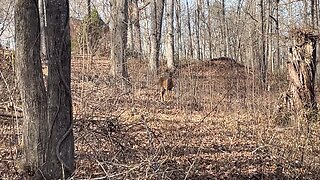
1,56,320,179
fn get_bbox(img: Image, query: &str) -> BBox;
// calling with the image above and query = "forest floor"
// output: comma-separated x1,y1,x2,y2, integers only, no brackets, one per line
1,56,320,179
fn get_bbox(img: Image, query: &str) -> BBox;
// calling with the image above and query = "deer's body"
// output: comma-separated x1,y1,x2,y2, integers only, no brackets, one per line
159,73,174,101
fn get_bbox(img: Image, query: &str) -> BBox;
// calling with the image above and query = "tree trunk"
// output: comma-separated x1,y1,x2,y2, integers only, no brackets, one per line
283,30,318,118
222,0,229,57
149,0,164,73
175,0,182,62
195,0,201,60
303,0,308,26
87,0,92,57
165,0,175,70
87,0,91,15
311,0,316,28
186,0,193,59
206,0,213,60
260,0,267,88
39,0,48,65
45,0,75,178
276,0,280,73
132,0,142,57
15,1,48,178
110,0,129,81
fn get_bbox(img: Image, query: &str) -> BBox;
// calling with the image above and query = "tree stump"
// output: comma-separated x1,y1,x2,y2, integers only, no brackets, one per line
277,29,318,123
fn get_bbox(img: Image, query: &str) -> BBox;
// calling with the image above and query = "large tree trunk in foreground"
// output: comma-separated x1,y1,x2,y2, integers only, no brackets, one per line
15,1,48,178
278,29,318,121
45,0,75,178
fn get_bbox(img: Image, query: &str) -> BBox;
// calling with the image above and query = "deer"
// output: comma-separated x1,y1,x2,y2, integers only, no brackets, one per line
159,70,174,101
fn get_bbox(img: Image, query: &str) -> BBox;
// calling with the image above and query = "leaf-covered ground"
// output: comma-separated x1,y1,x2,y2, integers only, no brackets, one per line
1,56,320,179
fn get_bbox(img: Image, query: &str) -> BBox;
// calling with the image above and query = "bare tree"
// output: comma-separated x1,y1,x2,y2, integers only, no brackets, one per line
165,0,175,70
131,0,142,56
195,0,201,60
175,0,182,61
206,0,213,59
110,0,129,82
15,1,48,178
221,0,229,57
15,0,75,178
87,0,91,15
0,0,14,39
149,0,165,73
44,0,75,178
186,0,193,59
260,0,267,88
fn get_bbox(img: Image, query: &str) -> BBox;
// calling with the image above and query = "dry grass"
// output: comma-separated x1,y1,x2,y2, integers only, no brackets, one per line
1,56,320,179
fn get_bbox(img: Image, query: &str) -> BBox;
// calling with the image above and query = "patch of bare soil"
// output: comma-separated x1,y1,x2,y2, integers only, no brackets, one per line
1,56,320,179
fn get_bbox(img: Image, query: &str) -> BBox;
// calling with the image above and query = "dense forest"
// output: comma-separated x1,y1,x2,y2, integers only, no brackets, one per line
0,0,320,179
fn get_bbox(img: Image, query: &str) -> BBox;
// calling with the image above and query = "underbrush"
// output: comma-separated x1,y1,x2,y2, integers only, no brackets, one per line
1,57,320,179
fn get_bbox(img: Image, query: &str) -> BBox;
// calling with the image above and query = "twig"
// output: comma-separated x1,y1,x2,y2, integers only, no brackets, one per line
199,91,229,122
184,160,196,180
91,159,108,180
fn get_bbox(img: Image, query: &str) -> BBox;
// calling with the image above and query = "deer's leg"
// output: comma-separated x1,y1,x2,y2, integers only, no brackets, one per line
162,89,166,101
160,88,165,101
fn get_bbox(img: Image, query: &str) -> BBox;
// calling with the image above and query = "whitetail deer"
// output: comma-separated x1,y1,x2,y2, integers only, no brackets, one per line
159,70,174,101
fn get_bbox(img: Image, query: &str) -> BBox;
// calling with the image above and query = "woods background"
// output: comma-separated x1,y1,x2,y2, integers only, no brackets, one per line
0,0,320,179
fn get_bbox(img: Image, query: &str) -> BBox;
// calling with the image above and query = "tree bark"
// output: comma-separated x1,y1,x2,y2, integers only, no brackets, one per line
260,0,267,88
206,0,213,60
45,0,75,178
195,0,201,60
149,0,164,73
276,0,280,73
175,0,182,62
39,0,47,65
165,0,175,70
132,0,142,56
110,0,129,81
87,0,91,15
303,0,308,26
285,30,318,117
222,0,229,57
186,0,193,59
15,1,48,178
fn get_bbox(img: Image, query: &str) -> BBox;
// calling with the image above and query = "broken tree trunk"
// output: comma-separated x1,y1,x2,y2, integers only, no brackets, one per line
279,29,318,121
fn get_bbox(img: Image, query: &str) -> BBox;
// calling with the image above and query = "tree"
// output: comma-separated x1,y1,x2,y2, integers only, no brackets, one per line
110,0,129,83
260,0,267,88
206,0,213,59
15,1,48,178
87,0,91,15
39,0,47,64
128,0,142,57
195,0,201,60
45,0,75,178
279,29,318,120
0,0,14,38
165,0,175,70
221,0,229,57
149,0,165,73
15,0,74,178
186,0,193,59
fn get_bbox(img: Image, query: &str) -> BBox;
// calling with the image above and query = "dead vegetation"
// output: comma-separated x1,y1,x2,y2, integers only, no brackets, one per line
1,56,320,179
